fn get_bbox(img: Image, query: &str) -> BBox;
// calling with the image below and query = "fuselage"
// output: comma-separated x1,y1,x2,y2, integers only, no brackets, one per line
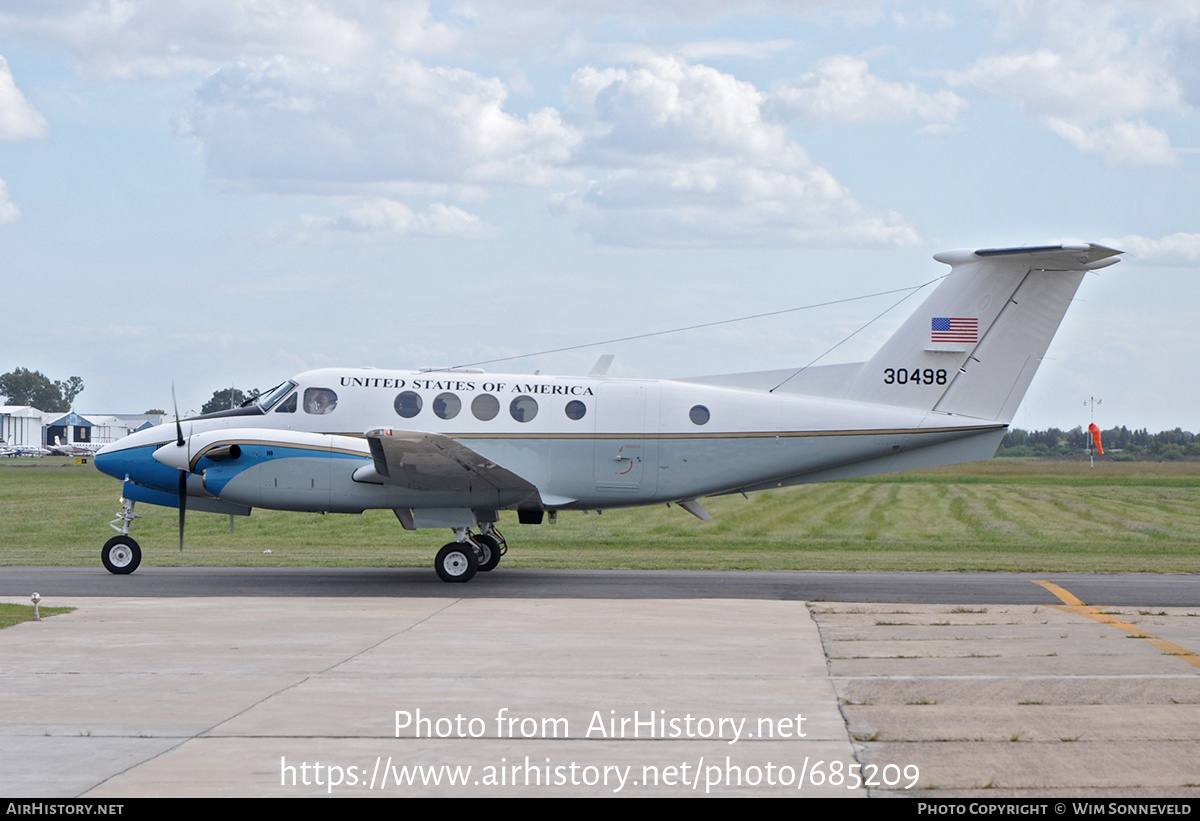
96,366,1004,515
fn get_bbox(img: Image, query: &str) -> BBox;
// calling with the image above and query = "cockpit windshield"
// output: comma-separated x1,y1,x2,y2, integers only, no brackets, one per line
250,380,297,412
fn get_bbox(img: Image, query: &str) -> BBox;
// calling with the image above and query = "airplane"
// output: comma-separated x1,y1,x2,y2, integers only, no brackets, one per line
47,437,105,457
95,242,1123,581
2,444,50,457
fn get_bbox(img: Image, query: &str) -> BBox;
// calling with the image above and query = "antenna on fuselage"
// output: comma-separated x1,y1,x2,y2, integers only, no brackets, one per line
589,355,614,377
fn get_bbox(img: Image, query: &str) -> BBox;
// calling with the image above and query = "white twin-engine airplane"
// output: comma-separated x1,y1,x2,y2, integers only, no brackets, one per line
95,243,1122,582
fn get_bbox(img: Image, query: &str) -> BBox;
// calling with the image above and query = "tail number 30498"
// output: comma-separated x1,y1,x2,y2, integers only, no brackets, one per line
884,368,947,385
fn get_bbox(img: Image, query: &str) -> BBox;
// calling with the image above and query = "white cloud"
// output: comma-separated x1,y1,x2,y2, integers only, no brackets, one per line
558,57,921,248
0,178,20,223
952,47,1179,123
1104,232,1200,264
181,56,580,191
2,4,934,249
183,50,920,249
0,1,851,79
1047,118,1177,166
565,58,784,162
890,9,955,30
553,162,920,248
0,55,48,140
773,55,966,133
951,2,1189,165
0,1,454,79
676,39,797,61
297,198,497,240
1155,7,1200,88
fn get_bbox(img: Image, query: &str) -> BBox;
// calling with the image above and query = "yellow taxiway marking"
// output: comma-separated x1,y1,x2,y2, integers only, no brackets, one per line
1033,580,1200,669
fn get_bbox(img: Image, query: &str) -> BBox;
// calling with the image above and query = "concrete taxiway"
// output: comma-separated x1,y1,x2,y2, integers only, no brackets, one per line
1,569,1199,797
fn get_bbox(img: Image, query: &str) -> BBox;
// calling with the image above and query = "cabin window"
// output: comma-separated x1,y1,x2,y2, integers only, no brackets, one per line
510,395,539,423
689,405,710,425
275,393,297,413
564,400,587,420
433,392,461,420
304,388,338,415
394,391,422,419
471,394,499,421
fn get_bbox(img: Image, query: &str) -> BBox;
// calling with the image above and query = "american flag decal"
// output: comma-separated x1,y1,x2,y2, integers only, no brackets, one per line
931,317,978,344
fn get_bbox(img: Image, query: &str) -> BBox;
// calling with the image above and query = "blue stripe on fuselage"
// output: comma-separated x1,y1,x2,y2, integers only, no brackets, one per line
96,442,368,500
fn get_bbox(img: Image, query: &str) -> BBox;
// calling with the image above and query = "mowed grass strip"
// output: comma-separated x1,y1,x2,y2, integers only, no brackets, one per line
0,603,74,629
1,458,1199,572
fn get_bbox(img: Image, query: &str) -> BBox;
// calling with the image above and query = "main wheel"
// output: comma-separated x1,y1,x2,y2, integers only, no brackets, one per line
473,534,502,572
102,535,142,575
435,542,478,583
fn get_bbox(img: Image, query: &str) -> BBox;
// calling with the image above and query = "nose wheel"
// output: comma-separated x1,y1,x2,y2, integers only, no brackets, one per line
102,535,142,575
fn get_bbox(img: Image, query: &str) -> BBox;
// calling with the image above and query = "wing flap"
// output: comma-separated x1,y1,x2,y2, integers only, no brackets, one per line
363,428,539,497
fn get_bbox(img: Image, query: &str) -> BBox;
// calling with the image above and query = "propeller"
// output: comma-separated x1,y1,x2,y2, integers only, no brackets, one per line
172,385,187,552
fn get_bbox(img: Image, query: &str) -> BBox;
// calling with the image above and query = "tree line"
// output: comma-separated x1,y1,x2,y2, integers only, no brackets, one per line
0,368,85,413
999,426,1200,460
0,367,255,417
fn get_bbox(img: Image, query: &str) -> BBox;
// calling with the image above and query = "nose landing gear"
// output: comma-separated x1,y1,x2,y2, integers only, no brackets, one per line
103,498,143,574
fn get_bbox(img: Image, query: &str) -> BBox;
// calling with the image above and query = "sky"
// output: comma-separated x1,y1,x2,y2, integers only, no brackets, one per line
0,0,1196,432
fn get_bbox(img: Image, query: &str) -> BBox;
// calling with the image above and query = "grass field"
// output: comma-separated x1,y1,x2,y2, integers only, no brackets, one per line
2,457,1199,572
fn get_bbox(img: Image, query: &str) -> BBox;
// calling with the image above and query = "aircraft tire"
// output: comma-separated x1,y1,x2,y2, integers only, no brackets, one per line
102,536,142,575
435,542,478,583
474,534,502,572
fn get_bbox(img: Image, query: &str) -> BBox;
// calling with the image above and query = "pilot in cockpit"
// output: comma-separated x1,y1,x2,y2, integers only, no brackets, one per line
305,388,337,414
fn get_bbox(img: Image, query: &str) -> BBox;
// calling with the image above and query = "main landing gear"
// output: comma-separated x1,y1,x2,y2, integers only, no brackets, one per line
102,498,142,574
435,525,507,583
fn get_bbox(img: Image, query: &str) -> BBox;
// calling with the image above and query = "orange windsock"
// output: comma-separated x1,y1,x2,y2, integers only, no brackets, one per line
1088,423,1104,455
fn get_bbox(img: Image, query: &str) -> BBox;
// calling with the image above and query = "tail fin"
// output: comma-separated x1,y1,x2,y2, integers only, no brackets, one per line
843,243,1122,423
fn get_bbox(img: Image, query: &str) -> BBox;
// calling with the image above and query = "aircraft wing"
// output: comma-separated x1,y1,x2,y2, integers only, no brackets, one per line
362,428,539,497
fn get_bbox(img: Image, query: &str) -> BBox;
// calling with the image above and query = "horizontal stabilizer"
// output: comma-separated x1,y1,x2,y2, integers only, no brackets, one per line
968,244,1122,267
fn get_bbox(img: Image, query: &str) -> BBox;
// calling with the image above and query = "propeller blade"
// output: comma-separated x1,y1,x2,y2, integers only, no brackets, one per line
173,384,187,552
172,384,184,447
178,469,187,552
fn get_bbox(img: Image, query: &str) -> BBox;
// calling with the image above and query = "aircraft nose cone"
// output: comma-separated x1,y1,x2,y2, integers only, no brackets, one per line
94,446,120,479
95,440,152,481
